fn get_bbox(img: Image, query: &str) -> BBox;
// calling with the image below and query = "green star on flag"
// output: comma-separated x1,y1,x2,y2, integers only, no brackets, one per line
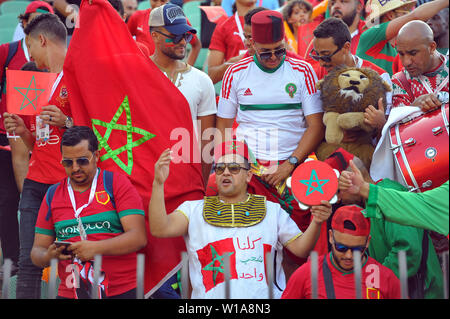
92,95,155,175
300,169,329,196
14,75,45,111
202,245,234,285
229,142,240,151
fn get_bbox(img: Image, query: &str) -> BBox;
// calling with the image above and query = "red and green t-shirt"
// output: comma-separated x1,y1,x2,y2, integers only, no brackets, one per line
356,22,397,77
25,74,71,185
35,168,145,298
209,15,246,61
281,253,401,299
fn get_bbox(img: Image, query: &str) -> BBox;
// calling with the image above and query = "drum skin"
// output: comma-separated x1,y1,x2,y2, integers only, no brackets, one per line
389,104,449,192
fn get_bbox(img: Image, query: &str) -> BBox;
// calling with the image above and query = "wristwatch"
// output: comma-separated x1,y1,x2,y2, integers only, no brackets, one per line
64,116,73,129
287,155,299,167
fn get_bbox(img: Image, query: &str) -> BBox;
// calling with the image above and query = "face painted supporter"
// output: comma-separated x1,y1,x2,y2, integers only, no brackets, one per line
148,142,332,298
149,3,217,190
126,0,201,65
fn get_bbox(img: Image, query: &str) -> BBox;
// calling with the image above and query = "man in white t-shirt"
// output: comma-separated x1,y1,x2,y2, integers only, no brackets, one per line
215,10,325,236
148,141,332,298
149,3,217,187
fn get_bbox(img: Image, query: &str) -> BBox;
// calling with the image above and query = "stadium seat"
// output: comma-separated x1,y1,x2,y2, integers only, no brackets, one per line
137,1,150,10
193,47,208,71
0,27,15,45
0,0,28,15
0,12,18,28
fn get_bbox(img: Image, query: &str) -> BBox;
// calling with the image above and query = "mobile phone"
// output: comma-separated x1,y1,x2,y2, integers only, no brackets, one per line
54,240,72,255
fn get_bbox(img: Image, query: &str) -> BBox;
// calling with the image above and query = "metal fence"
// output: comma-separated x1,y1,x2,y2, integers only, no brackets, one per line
1,250,449,299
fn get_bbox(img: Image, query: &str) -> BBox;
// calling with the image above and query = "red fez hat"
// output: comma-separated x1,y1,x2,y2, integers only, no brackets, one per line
214,141,255,163
251,10,284,44
331,205,371,237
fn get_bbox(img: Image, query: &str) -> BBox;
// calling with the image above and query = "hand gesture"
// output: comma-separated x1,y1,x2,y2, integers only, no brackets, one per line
261,161,293,187
68,240,99,262
47,243,73,261
338,159,364,195
310,200,332,224
364,98,386,130
40,105,68,127
3,112,28,136
154,148,172,185
412,93,441,112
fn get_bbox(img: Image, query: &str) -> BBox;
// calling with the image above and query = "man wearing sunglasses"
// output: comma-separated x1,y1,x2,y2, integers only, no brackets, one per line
282,205,402,299
216,10,324,237
149,141,332,298
31,126,147,299
149,3,217,188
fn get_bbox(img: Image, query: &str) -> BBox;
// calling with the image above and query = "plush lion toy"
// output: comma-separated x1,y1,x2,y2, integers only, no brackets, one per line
315,66,391,169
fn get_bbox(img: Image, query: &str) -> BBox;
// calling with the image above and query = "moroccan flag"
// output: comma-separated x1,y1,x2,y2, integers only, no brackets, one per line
63,0,205,297
297,21,320,58
6,70,57,115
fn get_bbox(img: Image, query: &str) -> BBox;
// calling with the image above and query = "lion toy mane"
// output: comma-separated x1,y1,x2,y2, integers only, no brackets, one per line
315,66,391,169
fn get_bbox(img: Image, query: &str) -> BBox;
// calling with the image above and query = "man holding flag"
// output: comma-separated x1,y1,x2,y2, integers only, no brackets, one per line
63,0,205,297
3,13,73,298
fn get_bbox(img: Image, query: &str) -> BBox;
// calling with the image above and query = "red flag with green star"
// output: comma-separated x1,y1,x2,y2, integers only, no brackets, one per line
63,0,205,297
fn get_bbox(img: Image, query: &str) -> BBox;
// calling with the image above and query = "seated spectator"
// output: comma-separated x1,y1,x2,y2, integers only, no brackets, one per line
392,20,449,110
282,204,402,299
282,0,313,54
356,0,449,76
31,126,147,299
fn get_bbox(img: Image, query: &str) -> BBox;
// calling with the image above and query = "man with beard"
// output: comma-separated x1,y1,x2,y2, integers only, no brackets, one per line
328,0,365,55
427,8,449,55
282,204,402,299
150,3,217,189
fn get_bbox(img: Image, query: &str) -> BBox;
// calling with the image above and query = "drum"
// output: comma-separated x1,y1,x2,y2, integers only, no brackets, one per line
389,103,449,192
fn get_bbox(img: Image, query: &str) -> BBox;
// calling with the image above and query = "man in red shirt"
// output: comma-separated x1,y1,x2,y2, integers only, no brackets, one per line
3,13,73,299
31,126,147,299
0,0,54,281
127,0,201,64
207,0,256,84
282,205,401,299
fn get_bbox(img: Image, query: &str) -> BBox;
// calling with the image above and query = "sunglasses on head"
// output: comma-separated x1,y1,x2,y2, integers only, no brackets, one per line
153,30,193,44
309,44,344,63
257,47,287,61
61,154,94,168
213,162,249,175
332,233,367,253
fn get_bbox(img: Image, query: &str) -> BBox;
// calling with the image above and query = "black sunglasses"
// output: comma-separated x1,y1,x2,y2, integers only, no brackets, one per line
309,45,343,63
61,154,94,168
332,233,367,253
257,47,286,61
153,30,193,44
214,162,250,175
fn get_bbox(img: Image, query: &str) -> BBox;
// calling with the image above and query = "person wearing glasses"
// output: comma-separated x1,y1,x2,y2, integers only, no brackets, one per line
282,204,402,299
30,126,147,299
149,3,217,188
127,0,201,66
310,17,392,139
149,141,332,298
216,10,324,240
356,0,449,77
2,13,75,299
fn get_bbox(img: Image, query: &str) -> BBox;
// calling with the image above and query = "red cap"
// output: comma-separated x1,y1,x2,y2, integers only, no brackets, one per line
331,205,371,236
214,141,254,163
251,10,284,44
25,1,54,14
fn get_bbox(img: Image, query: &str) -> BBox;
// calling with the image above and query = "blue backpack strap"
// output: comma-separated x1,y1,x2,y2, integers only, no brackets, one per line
1,40,20,95
103,170,116,209
45,182,61,221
